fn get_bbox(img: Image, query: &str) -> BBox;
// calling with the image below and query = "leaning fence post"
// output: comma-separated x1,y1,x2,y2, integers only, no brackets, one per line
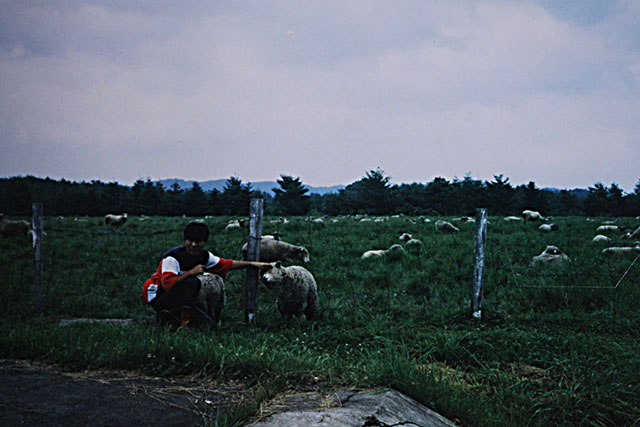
244,198,264,326
32,202,44,317
471,208,488,320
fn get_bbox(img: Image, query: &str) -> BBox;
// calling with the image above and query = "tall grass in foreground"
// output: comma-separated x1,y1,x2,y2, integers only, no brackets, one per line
1,215,639,426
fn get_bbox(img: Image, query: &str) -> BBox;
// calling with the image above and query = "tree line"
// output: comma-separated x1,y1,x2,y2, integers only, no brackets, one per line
1,171,639,218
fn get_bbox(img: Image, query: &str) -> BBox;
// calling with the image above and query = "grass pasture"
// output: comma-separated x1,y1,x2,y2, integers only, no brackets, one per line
1,214,639,426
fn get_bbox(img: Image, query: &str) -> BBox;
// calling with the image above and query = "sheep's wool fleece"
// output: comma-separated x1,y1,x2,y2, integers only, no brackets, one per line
262,265,318,319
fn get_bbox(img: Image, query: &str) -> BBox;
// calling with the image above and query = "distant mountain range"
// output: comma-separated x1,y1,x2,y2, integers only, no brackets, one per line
155,178,345,195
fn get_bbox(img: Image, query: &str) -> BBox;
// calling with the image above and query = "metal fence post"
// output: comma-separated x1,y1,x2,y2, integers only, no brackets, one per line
244,198,263,326
471,208,488,320
32,202,44,317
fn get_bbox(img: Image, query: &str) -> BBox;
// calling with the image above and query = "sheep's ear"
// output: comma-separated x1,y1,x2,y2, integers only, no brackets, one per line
275,261,282,269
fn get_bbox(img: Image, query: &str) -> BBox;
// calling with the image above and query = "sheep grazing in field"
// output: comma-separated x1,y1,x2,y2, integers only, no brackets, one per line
455,216,475,223
592,234,611,243
104,213,127,227
596,224,626,233
522,210,545,222
531,245,571,266
269,217,289,225
242,237,310,263
404,238,423,253
225,219,246,230
538,223,557,232
435,220,460,233
262,232,283,241
261,261,318,320
361,244,406,260
504,216,522,222
399,233,412,243
601,244,640,255
195,272,225,325
0,214,30,237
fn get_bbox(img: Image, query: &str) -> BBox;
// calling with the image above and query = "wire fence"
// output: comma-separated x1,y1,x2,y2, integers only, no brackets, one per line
11,212,640,321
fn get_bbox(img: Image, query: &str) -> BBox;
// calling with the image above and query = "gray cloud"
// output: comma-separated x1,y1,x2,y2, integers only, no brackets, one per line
1,0,638,191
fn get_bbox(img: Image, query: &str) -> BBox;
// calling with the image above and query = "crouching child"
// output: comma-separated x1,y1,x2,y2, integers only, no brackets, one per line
141,221,271,330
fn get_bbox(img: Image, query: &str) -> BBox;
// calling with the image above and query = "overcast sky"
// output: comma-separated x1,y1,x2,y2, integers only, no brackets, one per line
1,1,639,192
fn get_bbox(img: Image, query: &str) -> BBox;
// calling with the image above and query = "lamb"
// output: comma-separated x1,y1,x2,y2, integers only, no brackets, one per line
261,262,318,320
361,244,406,260
398,233,412,243
435,220,460,233
194,272,225,325
0,214,30,237
242,237,310,263
104,213,127,227
522,210,544,222
538,223,557,232
531,245,571,266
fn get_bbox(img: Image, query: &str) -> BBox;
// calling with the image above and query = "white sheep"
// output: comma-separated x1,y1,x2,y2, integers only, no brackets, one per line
602,244,640,255
361,244,406,260
504,216,522,222
261,262,319,320
404,238,423,253
195,272,225,325
435,220,460,233
455,216,475,223
592,234,611,243
538,223,557,232
596,225,621,232
269,217,289,225
398,233,412,243
531,245,571,266
104,213,127,227
522,210,545,222
225,219,246,230
242,238,310,263
0,214,31,237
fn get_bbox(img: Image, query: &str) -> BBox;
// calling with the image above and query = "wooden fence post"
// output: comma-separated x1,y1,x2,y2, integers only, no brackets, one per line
244,198,264,326
471,208,488,320
32,202,44,317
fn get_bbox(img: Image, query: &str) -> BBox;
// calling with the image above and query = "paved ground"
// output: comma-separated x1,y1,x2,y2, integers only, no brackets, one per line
0,359,251,427
1,359,459,426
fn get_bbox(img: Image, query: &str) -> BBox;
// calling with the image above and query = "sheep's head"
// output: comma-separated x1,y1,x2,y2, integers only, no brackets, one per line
261,261,284,288
297,246,310,263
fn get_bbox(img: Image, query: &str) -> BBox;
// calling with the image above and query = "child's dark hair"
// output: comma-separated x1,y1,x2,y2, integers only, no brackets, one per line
184,221,210,242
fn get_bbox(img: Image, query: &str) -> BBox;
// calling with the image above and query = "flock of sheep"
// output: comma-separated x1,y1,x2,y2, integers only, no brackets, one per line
2,209,638,326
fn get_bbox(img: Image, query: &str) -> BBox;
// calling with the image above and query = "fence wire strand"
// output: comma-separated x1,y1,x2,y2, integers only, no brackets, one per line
499,243,640,289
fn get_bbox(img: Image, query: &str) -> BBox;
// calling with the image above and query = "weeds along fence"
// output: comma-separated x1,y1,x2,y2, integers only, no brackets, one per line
3,207,639,324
